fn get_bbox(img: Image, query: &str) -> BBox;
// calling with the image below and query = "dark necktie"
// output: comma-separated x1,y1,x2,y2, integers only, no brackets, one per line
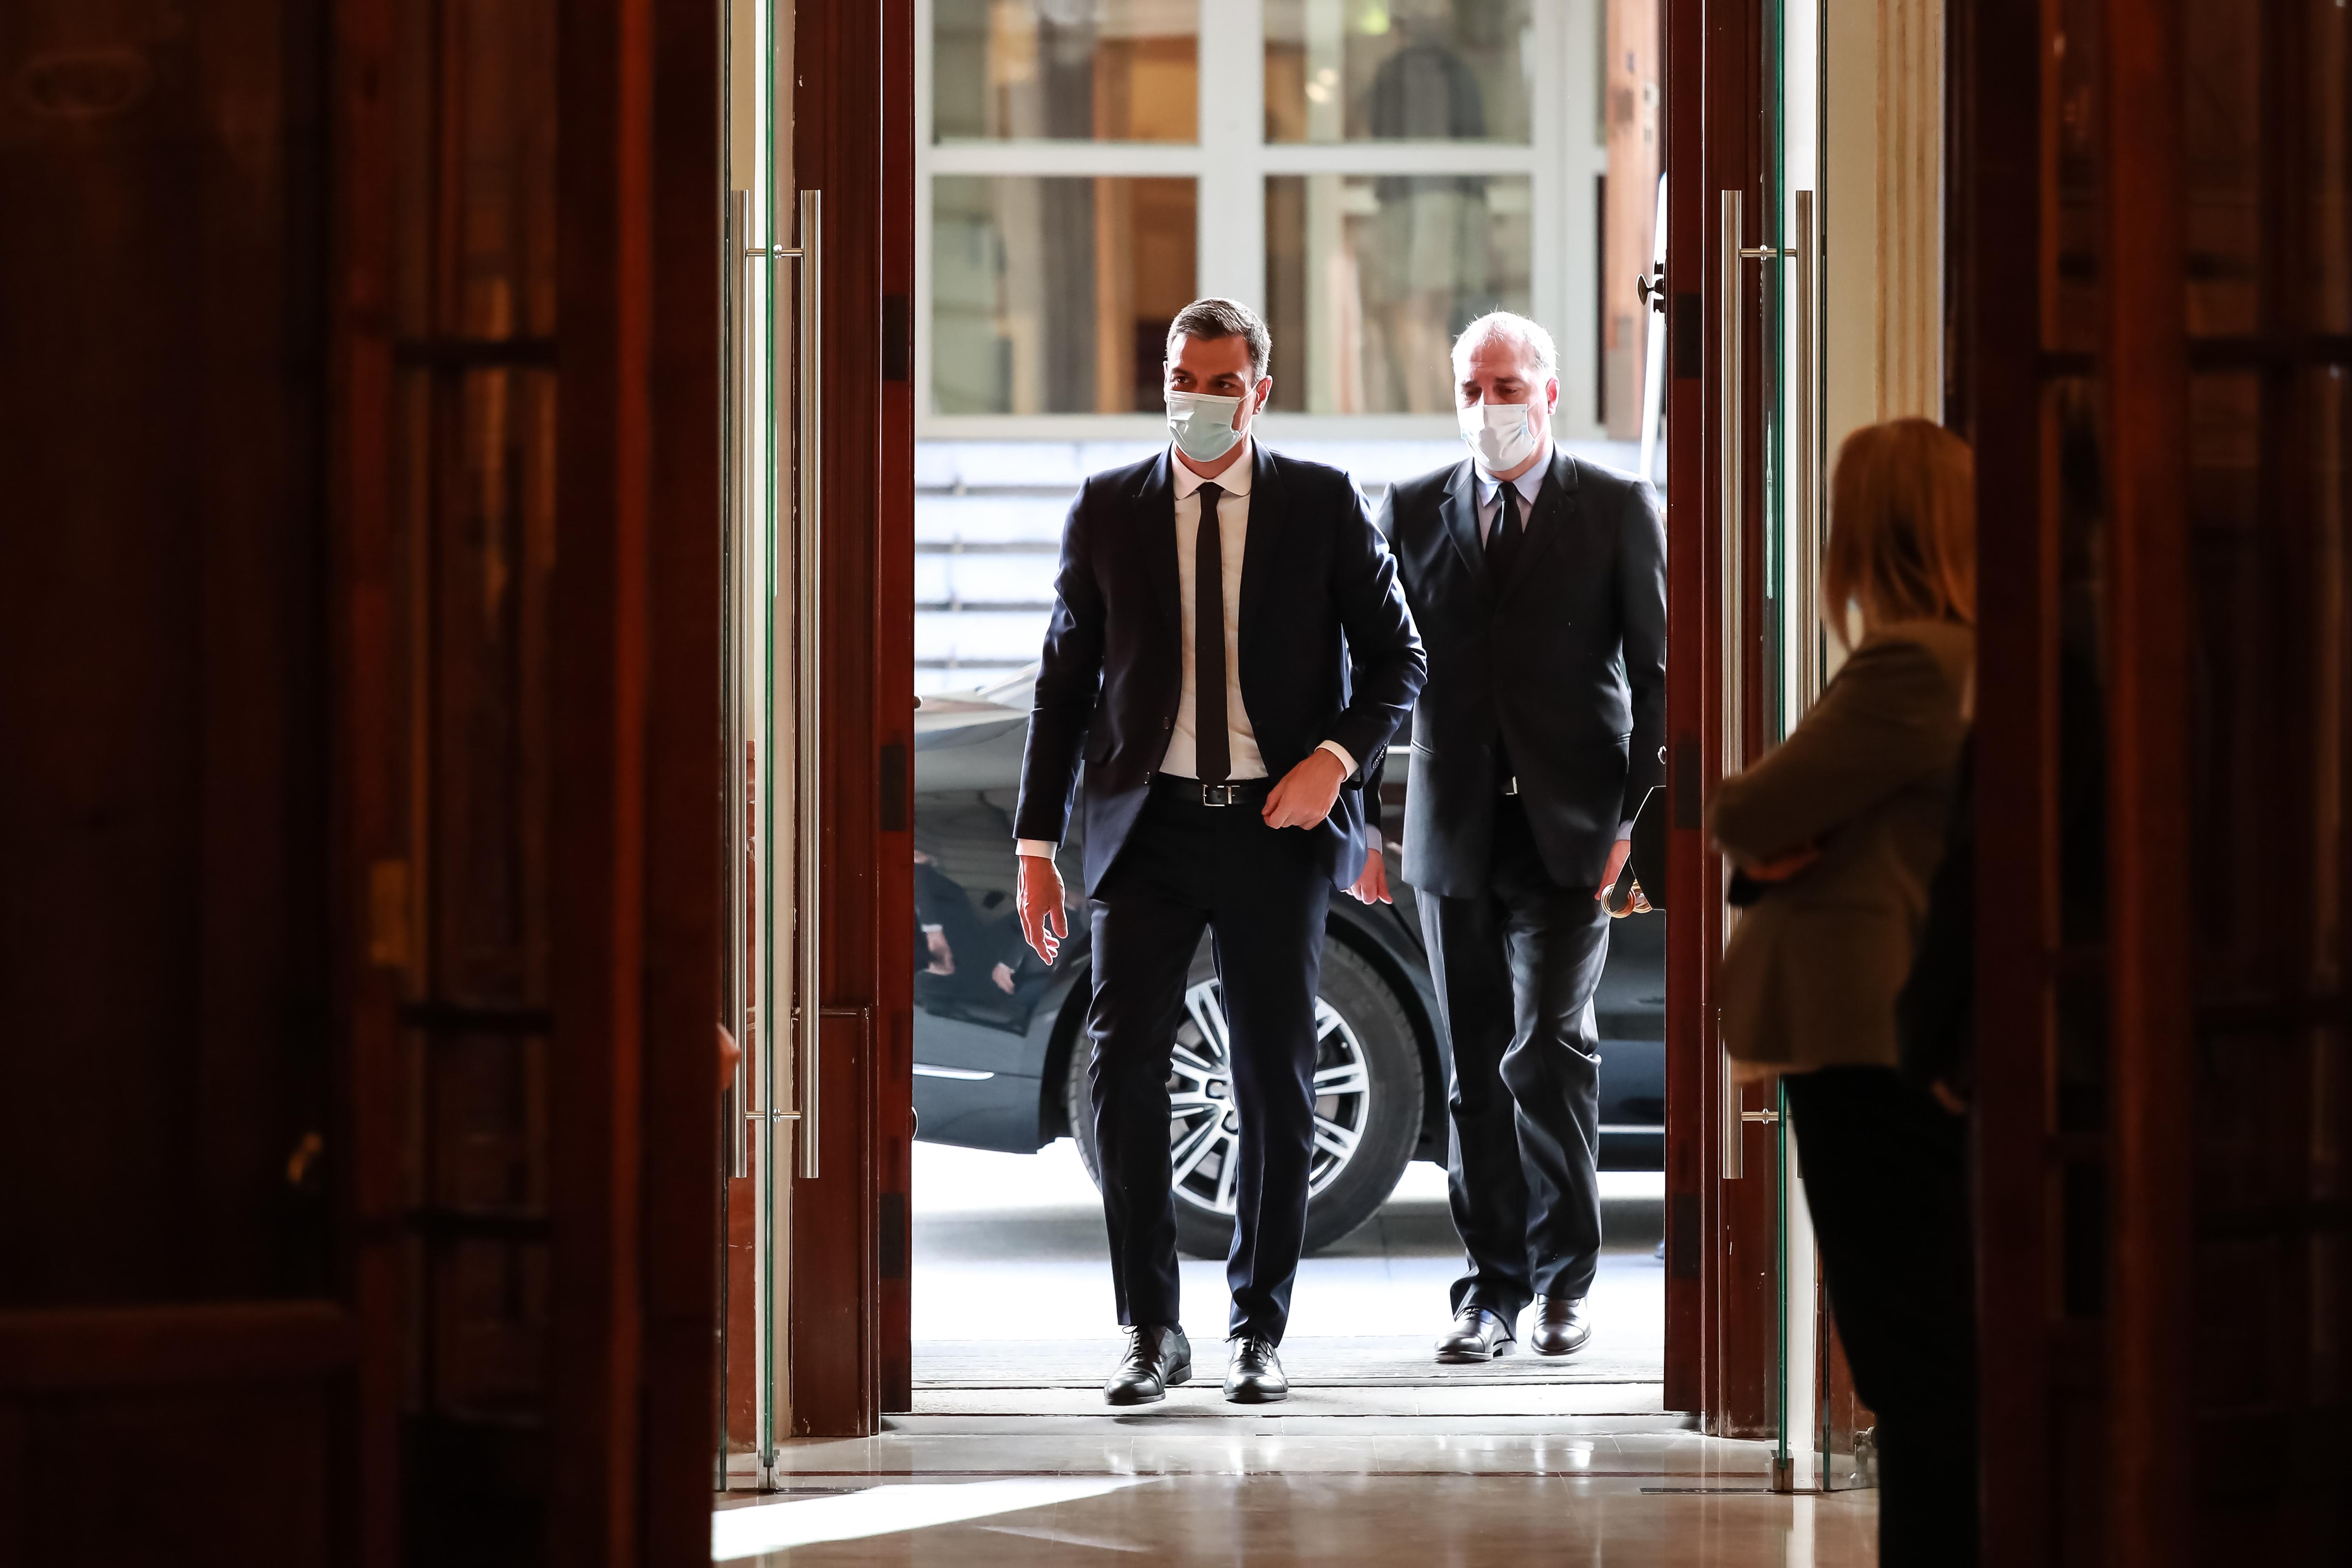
1193,482,1230,784
1486,478,1525,582
1485,480,1523,791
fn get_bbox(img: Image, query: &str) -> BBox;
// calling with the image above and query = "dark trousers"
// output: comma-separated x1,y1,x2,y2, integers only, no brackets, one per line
1782,1066,1979,1568
1085,786,1333,1343
1419,795,1610,1319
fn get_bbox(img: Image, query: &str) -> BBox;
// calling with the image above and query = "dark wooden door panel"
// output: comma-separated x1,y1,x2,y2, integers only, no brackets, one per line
785,0,916,1441
1961,0,2352,1560
0,3,355,1561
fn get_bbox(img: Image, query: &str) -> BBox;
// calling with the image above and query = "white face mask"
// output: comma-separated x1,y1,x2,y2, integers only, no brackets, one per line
1166,390,1245,465
1458,397,1543,474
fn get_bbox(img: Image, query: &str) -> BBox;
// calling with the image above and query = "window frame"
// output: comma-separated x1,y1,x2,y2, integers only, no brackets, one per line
913,0,1610,442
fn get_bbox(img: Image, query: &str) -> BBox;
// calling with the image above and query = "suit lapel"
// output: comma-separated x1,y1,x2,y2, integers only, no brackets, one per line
1133,449,1181,644
1236,441,1281,643
1437,459,1490,599
1495,448,1579,608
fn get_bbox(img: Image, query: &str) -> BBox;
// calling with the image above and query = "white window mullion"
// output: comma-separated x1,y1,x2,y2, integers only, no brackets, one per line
1255,143,1537,176
924,142,1208,177
1197,0,1266,312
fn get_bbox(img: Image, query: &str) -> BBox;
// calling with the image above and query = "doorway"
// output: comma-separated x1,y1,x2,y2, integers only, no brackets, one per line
896,0,1677,1419
720,0,1906,1507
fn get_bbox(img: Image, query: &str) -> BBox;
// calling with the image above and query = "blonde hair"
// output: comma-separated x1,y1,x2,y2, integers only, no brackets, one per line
1823,418,1976,644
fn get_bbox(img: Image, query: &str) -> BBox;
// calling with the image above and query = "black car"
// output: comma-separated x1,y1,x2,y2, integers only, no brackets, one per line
911,670,1665,1259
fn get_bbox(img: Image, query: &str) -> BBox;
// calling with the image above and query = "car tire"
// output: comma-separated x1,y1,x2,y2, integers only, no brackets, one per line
1067,935,1423,1261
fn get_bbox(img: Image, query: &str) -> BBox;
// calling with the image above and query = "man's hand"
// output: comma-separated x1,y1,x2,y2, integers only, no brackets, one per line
991,961,1017,995
1596,838,1651,914
1347,845,1393,904
1596,838,1633,902
923,928,955,975
1017,853,1067,965
717,1024,742,1097
1262,748,1348,830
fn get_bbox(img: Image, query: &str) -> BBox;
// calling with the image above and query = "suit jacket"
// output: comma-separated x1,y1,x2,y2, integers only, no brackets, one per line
1015,444,1426,896
1708,620,1975,1072
1377,449,1668,898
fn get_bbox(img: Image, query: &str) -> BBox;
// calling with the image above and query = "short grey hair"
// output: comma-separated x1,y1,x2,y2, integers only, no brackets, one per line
1451,310,1560,384
1166,297,1272,382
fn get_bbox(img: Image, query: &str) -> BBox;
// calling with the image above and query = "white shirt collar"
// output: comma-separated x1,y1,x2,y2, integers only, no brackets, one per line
1473,441,1552,508
1171,437,1255,499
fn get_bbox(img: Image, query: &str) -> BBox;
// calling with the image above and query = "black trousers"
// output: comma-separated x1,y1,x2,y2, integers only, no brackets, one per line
1419,795,1611,1319
1782,1066,1978,1568
1085,786,1333,1343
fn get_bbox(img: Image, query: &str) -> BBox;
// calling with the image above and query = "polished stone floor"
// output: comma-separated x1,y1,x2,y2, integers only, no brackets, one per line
715,1421,1877,1564
763,1142,1845,1563
913,1142,1667,1398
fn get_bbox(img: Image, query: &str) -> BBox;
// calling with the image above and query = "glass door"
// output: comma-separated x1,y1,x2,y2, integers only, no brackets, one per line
1731,0,1829,1495
720,0,813,1492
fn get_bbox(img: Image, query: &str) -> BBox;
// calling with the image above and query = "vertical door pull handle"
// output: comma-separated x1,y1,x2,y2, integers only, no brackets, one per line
793,188,824,1182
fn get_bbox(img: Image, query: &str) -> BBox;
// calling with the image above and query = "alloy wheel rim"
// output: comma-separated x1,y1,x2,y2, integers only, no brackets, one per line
1166,977,1373,1217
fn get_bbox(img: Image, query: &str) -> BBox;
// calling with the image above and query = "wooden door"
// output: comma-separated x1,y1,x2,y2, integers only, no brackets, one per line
1661,0,1785,1436
349,0,723,1558
1959,0,2352,1559
0,5,378,1563
781,0,918,1439
2,1,721,1563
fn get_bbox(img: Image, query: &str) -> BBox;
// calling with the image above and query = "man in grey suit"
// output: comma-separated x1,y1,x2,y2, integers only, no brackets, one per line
1370,312,1667,1362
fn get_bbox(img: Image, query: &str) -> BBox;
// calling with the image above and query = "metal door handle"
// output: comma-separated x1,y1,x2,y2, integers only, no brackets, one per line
1793,191,1822,708
792,188,823,1181
726,189,753,1180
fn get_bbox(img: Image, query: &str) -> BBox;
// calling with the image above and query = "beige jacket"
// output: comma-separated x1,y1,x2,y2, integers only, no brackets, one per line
1708,620,1974,1072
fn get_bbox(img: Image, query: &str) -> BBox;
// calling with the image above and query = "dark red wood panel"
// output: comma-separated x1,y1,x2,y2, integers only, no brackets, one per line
1660,0,1709,1419
1961,0,2352,1561
788,0,913,1441
640,0,724,1549
1951,0,2057,1557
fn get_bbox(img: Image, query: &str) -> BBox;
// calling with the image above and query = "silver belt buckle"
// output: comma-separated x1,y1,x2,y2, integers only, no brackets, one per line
1501,775,1519,797
1201,782,1237,807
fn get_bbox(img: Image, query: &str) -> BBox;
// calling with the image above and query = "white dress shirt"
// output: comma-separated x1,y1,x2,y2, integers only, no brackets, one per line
1016,439,1356,860
1472,440,1634,845
1473,442,1550,543
1160,439,1269,781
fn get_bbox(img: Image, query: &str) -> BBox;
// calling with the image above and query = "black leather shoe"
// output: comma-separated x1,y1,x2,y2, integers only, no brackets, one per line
1223,1334,1288,1403
1434,1307,1518,1363
1527,1295,1591,1356
1104,1324,1191,1406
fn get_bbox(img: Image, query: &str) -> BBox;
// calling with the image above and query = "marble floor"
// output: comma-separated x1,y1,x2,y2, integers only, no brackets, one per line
751,1142,1850,1563
912,1142,1667,1397
714,1420,1878,1564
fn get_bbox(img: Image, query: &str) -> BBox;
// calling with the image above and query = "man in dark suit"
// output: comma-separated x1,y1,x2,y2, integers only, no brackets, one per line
1372,312,1666,1363
1014,298,1425,1407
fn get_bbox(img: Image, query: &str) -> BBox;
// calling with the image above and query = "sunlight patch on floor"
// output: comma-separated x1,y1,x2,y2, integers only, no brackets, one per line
712,1477,1146,1559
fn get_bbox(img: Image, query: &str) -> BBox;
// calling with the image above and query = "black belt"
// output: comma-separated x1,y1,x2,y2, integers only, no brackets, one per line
1152,774,1273,808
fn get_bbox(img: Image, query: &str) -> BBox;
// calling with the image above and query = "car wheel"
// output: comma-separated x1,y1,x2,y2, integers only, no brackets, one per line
1067,936,1423,1260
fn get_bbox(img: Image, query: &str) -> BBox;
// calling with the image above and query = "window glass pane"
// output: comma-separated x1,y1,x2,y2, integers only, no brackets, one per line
933,0,1198,142
1265,0,1533,144
932,176,1198,414
1265,173,1532,412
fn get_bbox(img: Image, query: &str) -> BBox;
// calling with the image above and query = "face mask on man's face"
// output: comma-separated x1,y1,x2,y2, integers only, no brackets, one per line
1165,390,1245,464
1458,396,1543,474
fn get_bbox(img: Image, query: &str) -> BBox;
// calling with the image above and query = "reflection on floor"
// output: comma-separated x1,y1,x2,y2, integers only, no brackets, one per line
715,1420,1877,1564
915,1142,1667,1402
